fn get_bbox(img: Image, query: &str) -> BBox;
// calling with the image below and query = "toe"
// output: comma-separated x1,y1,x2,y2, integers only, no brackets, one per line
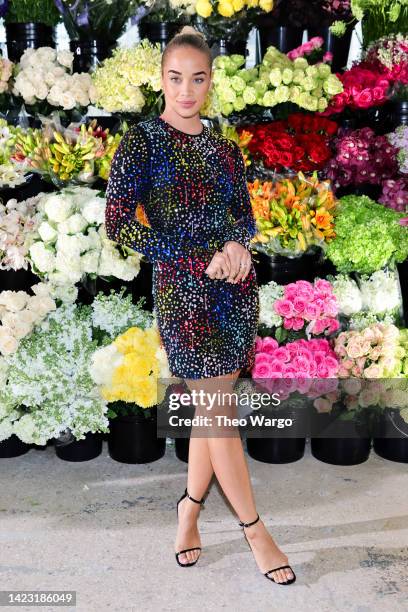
285,568,294,581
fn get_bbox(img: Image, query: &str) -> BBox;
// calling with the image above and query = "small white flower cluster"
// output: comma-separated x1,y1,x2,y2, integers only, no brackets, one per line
12,47,98,110
91,289,153,340
0,283,56,356
27,186,142,286
258,280,285,328
1,303,109,445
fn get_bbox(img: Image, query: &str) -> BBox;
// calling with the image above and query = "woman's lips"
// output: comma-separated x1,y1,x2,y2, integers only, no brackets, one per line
179,101,195,107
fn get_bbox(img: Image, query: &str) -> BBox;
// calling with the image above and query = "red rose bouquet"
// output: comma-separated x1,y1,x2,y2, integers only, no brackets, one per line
241,113,338,173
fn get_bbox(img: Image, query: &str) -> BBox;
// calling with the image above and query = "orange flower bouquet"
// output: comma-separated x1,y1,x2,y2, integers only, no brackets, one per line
249,171,337,256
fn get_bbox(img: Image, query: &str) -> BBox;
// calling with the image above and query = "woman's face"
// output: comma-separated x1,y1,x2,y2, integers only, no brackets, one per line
161,46,212,118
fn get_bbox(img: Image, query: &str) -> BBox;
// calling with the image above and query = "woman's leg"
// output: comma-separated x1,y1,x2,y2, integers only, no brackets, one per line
179,369,295,583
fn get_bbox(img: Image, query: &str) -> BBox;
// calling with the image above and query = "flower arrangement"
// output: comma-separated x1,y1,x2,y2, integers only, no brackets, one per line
354,1,408,47
208,46,343,117
0,57,14,97
0,302,110,445
274,278,340,335
379,178,408,212
26,187,143,286
323,64,391,115
220,124,253,167
89,323,172,416
249,172,337,256
364,34,408,87
3,0,61,26
12,115,122,186
287,36,333,64
325,127,399,191
91,287,153,342
11,47,97,112
0,284,56,356
326,195,408,274
252,335,339,398
334,322,402,378
0,193,41,271
258,280,285,329
242,113,338,173
387,125,408,175
0,120,28,187
54,0,140,46
91,41,162,115
137,0,195,23
195,0,273,20
331,269,402,319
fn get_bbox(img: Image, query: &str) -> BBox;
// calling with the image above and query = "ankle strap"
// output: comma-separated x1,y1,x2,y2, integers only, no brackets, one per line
185,488,205,506
238,514,260,528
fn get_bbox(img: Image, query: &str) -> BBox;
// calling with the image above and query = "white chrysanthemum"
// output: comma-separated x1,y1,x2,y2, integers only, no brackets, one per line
0,290,29,312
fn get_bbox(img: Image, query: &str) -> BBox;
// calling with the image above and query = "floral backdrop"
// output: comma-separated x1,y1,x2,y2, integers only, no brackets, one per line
0,0,407,458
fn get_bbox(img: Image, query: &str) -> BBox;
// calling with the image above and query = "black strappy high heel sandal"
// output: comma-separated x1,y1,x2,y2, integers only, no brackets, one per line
175,488,206,567
239,514,297,585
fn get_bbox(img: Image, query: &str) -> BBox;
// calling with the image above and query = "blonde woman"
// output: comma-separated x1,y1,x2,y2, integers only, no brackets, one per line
105,25,296,585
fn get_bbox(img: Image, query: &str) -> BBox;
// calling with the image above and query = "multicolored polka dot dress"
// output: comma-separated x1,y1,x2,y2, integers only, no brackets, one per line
105,115,259,379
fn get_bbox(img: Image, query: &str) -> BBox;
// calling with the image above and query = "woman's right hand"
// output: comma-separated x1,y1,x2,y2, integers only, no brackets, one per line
204,251,231,280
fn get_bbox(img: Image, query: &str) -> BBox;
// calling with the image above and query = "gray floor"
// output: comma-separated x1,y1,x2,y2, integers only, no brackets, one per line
1,439,407,612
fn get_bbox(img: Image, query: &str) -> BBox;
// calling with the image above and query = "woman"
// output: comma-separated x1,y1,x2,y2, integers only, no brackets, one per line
105,25,296,586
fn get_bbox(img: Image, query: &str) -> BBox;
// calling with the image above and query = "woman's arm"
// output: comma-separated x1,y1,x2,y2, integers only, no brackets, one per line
105,126,214,265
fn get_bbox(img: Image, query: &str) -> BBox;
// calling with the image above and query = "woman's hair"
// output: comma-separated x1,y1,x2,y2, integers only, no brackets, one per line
161,25,212,72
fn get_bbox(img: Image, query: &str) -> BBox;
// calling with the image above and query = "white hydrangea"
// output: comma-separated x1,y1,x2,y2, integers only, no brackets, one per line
258,281,284,328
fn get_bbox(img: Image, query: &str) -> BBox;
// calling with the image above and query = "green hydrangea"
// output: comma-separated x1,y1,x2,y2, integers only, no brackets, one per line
326,195,408,274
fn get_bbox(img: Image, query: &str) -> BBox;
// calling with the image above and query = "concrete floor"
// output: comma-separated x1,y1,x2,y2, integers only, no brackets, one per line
0,439,407,612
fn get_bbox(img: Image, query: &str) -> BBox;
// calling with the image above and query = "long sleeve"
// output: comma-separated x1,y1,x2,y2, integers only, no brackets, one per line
218,141,258,250
105,125,214,265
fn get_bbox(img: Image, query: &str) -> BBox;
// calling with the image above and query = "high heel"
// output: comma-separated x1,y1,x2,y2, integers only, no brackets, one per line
238,515,297,585
175,488,206,567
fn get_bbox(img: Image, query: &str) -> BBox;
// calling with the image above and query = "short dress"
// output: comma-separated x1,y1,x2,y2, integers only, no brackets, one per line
105,115,259,379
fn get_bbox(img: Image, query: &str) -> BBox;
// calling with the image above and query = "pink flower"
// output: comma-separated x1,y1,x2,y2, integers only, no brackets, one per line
314,398,333,413
323,51,333,63
355,88,374,109
252,361,272,378
399,217,408,226
293,296,307,314
275,298,294,317
273,347,291,363
304,302,320,320
292,317,305,331
254,352,272,369
314,279,333,295
283,317,294,330
261,337,279,354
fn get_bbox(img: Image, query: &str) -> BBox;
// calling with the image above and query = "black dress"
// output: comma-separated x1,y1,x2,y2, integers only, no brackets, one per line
105,115,259,379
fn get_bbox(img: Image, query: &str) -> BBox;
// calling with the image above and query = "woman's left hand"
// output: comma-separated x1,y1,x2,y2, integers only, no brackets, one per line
222,241,252,283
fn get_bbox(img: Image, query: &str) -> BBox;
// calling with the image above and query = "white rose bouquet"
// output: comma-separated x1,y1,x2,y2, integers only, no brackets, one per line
0,283,57,356
27,187,143,286
12,47,97,112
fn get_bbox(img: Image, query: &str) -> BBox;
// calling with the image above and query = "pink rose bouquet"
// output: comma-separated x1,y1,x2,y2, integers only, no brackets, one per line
252,336,339,399
274,279,340,337
334,323,401,378
322,65,391,115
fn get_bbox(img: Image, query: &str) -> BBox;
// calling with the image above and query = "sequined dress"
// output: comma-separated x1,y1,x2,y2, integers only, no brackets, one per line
105,115,259,379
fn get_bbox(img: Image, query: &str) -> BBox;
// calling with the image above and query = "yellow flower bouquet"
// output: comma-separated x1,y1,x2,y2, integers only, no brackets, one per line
89,322,175,417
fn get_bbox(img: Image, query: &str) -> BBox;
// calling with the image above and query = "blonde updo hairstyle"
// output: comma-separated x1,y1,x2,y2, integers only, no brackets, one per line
161,25,213,72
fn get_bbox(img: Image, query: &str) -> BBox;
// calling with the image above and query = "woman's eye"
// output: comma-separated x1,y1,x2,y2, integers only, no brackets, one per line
170,77,180,82
195,78,204,83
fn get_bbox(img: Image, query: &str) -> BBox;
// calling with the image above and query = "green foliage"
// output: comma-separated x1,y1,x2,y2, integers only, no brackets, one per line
4,0,61,27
